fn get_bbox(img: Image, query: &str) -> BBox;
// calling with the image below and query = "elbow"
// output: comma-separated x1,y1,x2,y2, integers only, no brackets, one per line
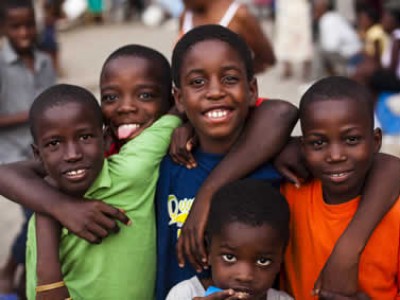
266,99,299,124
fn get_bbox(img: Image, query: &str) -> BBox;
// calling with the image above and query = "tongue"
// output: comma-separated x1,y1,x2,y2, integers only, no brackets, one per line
117,125,136,140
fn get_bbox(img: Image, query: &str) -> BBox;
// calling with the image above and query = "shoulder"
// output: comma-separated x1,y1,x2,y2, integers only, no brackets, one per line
281,179,319,205
166,276,205,299
267,288,293,300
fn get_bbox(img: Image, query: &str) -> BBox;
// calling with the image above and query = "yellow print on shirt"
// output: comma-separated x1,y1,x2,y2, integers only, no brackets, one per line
168,194,195,237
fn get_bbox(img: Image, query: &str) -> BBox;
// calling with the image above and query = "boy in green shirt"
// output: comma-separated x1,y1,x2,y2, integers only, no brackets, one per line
24,84,181,299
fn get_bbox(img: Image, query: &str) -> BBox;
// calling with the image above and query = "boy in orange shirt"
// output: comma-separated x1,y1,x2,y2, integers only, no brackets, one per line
281,76,400,299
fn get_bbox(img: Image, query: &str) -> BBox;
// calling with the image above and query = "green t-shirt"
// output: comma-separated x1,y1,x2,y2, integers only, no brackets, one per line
26,115,181,300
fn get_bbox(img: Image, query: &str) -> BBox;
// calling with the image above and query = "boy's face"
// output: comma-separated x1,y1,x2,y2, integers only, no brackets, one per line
208,222,284,299
381,11,397,33
174,40,257,153
4,7,36,54
100,56,170,141
301,98,381,204
32,102,105,197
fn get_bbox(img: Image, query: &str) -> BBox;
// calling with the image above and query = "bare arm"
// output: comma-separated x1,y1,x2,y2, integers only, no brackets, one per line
316,153,400,295
35,213,70,300
0,160,130,243
176,99,298,270
233,6,276,73
0,111,29,128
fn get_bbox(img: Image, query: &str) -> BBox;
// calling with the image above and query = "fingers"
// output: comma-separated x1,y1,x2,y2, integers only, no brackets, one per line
176,234,185,268
186,230,203,272
279,167,302,188
194,227,208,268
100,203,131,226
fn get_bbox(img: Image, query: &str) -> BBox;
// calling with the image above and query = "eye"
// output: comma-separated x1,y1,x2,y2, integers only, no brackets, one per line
222,254,237,263
223,75,239,85
138,92,155,100
346,136,361,145
80,134,93,141
45,139,60,149
101,94,118,103
308,139,325,150
190,78,205,87
256,257,272,267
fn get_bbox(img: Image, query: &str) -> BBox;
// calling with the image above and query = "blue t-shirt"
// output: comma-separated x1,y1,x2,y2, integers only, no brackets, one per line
155,149,281,300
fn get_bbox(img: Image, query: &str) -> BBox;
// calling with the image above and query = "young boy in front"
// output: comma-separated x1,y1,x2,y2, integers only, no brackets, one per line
24,84,181,299
0,0,55,296
167,179,293,300
281,76,400,299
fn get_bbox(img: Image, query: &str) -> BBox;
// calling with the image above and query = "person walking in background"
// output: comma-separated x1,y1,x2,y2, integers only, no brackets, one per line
179,0,276,74
275,0,313,80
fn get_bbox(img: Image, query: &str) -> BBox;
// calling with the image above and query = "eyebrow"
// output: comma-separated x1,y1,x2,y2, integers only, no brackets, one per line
184,65,243,78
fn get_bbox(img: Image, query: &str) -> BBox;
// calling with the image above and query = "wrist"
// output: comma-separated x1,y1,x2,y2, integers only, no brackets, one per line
335,234,364,259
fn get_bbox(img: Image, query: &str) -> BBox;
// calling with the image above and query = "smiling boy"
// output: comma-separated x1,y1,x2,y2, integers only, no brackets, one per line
281,76,400,299
25,84,181,300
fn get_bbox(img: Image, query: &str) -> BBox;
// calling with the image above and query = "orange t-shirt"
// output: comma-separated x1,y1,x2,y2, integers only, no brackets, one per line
280,180,400,300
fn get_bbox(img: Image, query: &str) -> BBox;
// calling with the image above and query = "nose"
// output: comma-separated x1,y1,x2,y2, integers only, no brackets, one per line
116,96,138,114
64,141,83,162
17,25,30,38
234,262,254,284
206,77,225,100
326,143,347,162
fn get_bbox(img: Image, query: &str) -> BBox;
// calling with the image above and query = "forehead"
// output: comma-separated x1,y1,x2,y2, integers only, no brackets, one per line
214,222,284,252
36,102,101,136
182,39,244,71
5,6,34,22
101,56,165,83
301,98,372,132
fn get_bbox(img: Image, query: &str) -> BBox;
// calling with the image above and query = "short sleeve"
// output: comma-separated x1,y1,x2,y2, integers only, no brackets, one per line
166,280,198,300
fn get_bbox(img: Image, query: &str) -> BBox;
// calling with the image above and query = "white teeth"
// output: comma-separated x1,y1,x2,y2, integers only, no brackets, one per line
119,124,140,130
205,109,228,119
66,169,85,176
331,173,346,177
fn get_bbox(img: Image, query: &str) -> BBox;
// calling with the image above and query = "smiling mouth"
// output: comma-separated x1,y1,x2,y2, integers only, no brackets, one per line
64,168,88,181
117,124,141,140
326,171,351,183
203,108,232,121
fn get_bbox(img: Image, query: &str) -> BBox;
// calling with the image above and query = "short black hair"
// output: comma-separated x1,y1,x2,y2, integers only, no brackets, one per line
100,44,173,108
207,179,290,246
29,84,103,142
358,4,380,23
172,24,254,88
0,0,34,23
299,76,375,129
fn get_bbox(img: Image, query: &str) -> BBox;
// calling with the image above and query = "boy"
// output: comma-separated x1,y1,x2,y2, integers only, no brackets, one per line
167,179,293,300
156,24,296,299
0,0,55,296
281,76,400,299
22,84,181,299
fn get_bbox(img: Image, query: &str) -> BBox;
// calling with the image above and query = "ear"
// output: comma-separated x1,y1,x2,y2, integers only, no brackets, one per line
31,143,42,162
248,78,259,106
173,87,186,114
373,128,382,153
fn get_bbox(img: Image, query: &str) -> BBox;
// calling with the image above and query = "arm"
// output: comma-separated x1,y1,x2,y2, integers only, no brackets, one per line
0,160,130,243
176,100,298,270
234,6,276,73
35,213,70,300
389,39,400,74
0,111,29,128
316,153,400,295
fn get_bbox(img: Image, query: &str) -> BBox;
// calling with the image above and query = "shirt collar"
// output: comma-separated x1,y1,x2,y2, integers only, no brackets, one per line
2,38,47,72
84,160,112,198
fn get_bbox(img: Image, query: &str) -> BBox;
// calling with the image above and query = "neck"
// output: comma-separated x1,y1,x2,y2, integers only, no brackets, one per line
198,133,241,155
322,185,364,205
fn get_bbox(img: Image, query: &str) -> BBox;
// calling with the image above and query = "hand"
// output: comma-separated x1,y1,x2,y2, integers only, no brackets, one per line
316,289,370,300
194,289,251,300
176,198,209,272
36,286,70,300
169,122,197,169
273,137,310,187
314,240,360,296
55,199,131,243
